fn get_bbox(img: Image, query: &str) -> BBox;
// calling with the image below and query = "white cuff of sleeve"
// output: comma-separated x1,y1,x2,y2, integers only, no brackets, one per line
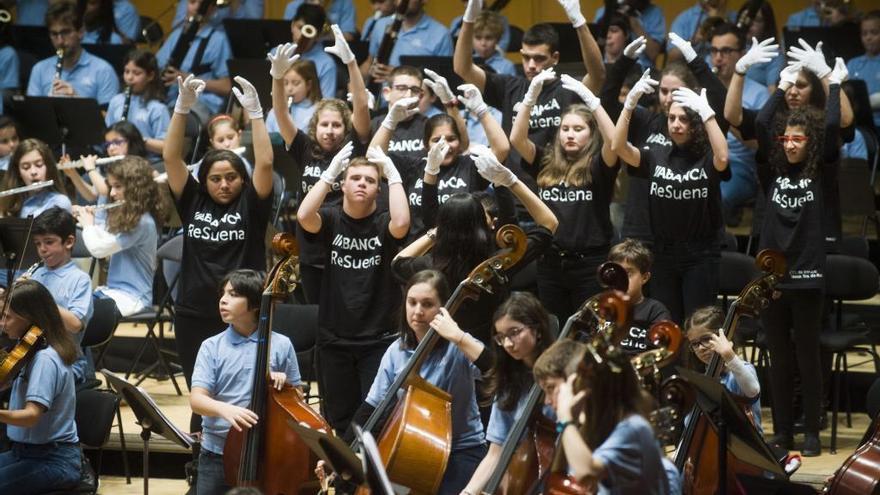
82,225,123,259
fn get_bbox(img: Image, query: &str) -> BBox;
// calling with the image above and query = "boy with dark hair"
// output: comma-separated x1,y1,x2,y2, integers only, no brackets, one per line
26,0,119,107
607,238,671,354
29,207,94,384
370,66,427,160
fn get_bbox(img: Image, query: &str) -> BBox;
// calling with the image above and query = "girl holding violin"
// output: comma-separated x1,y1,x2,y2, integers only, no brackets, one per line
347,269,492,494
0,279,81,494
0,138,71,218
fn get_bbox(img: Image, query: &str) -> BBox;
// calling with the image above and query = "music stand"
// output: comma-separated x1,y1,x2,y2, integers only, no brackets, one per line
0,217,40,287
546,23,602,63
223,19,292,59
8,96,106,153
783,26,864,63
10,25,54,60
100,369,193,495
676,367,786,495
226,59,273,115
82,43,131,76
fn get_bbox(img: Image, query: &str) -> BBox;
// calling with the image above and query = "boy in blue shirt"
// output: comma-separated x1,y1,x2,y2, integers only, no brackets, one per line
190,269,303,495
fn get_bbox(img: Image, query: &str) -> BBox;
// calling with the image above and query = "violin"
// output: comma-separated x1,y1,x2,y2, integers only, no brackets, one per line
223,233,332,493
356,225,529,494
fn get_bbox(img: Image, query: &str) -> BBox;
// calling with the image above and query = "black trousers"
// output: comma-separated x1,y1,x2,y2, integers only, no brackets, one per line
650,240,720,324
174,310,225,433
537,250,607,328
299,264,323,306
317,339,391,434
761,288,824,435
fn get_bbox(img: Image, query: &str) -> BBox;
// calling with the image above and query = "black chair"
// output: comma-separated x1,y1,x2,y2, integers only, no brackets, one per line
866,376,880,420
718,250,767,364
71,228,98,277
272,304,319,402
838,158,880,238
820,253,880,453
506,24,524,53
84,296,120,373
75,388,121,482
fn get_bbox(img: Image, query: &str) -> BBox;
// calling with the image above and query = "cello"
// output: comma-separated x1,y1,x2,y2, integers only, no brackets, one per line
673,249,786,495
223,233,332,494
356,224,529,494
480,262,630,495
823,407,880,494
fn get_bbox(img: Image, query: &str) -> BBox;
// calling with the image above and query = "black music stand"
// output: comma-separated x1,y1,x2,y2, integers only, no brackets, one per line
226,59,273,116
545,23,602,63
101,369,193,495
8,96,106,153
10,25,54,60
676,367,786,495
223,19,292,59
783,25,864,63
0,217,40,288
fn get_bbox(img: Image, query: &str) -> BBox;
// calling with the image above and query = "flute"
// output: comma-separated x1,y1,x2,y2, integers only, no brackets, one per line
0,180,54,198
57,155,125,171
90,200,126,212
121,85,132,121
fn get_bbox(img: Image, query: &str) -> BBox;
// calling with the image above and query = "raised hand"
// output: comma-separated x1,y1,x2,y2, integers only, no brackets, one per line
672,87,715,122
320,141,353,185
556,0,586,28
347,89,376,110
457,84,488,118
381,96,420,130
787,38,832,78
623,69,658,110
828,57,848,85
268,42,299,80
735,37,779,75
424,69,456,105
174,74,206,114
521,68,556,107
624,36,647,60
425,139,451,176
560,73,600,111
367,146,402,185
779,61,802,88
668,32,697,63
430,308,466,344
473,151,518,187
462,0,483,24
231,76,262,119
324,25,355,64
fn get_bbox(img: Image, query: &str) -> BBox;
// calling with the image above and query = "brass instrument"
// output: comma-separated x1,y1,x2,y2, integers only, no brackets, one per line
0,9,11,23
121,85,132,121
57,155,125,171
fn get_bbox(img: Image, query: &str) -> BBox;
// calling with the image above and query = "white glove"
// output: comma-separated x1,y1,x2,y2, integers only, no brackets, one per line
521,68,556,107
324,24,355,64
668,32,697,63
423,69,456,105
560,73,600,111
381,96,419,130
672,87,715,122
473,152,518,187
779,61,802,87
828,57,848,85
347,90,376,110
320,141,353,185
463,0,482,23
268,42,299,80
735,37,779,75
425,139,450,176
174,74,205,114
367,146,402,185
623,69,658,110
556,0,586,28
232,76,262,119
457,84,488,118
624,36,647,60
787,38,832,79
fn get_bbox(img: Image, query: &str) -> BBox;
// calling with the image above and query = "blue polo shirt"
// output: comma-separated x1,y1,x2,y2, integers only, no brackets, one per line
83,30,124,44
450,14,512,52
26,49,119,105
593,414,671,495
0,46,20,90
114,0,141,41
484,51,516,77
362,13,390,42
192,325,302,454
369,14,453,67
786,6,823,28
595,4,666,44
8,346,79,445
746,51,784,88
301,43,338,100
156,26,232,115
486,390,555,446
21,191,72,218
285,0,356,35
841,127,868,161
847,54,880,127
365,338,485,450
99,212,158,309
105,93,171,143
669,5,736,43
267,98,317,135
172,0,264,26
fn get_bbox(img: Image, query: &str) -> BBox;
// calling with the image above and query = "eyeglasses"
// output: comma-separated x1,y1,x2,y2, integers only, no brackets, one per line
391,84,424,96
775,135,809,143
494,326,529,346
709,47,740,56
103,138,128,149
49,28,75,39
688,335,714,350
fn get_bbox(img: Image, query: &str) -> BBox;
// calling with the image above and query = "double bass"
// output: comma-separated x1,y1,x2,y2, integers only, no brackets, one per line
355,225,529,494
674,249,786,495
823,407,880,494
223,233,332,493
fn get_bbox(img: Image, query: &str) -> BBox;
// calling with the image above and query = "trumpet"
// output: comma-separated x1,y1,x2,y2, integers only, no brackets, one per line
121,85,132,121
293,23,318,56
57,155,125,171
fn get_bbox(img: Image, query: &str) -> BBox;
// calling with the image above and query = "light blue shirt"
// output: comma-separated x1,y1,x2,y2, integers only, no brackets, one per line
0,156,9,172
369,14,453,67
105,93,171,142
847,54,880,127
285,0,356,35
593,415,671,495
450,14,511,52
26,50,120,105
83,29,124,45
465,106,503,148
0,46,20,90
841,127,868,161
173,0,264,26
101,212,157,308
301,43,338,100
114,0,141,41
484,51,516,77
721,361,763,435
266,98,317,135
669,5,736,43
156,26,232,115
21,191,72,218
726,77,769,184
362,14,389,42
595,4,667,44
192,325,302,454
486,390,555,446
786,6,823,28
8,346,79,444
13,0,48,25
365,338,485,450
746,51,784,88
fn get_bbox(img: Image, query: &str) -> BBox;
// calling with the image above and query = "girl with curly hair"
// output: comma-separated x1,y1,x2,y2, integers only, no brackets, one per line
72,156,165,316
752,59,844,457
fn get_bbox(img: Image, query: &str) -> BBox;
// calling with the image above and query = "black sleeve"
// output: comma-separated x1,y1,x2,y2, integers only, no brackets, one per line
473,346,495,374
756,89,786,163
599,58,636,122
738,108,759,141
515,226,554,271
174,174,200,221
690,57,730,133
493,185,517,228
341,402,377,444
422,180,439,229
483,72,515,110
824,84,842,164
391,255,433,285
629,107,653,145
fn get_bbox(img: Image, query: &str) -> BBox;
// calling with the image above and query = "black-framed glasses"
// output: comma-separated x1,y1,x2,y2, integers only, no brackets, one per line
391,84,423,96
709,47,739,56
494,326,529,346
103,138,127,148
688,335,714,350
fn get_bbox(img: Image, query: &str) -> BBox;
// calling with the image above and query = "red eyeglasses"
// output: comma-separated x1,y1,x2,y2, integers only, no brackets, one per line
775,135,809,143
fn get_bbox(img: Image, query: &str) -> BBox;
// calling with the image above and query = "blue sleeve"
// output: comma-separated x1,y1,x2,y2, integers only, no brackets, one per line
191,339,217,391
318,57,337,100
284,0,302,19
26,60,48,97
210,32,233,78
485,401,515,445
114,1,140,41
172,0,187,26
25,352,63,409
364,348,397,407
642,5,667,43
336,0,356,35
594,6,606,21
0,48,20,89
592,420,647,488
368,17,388,57
271,334,303,386
155,31,176,68
105,94,121,126
669,9,693,40
435,27,453,57
96,64,121,105
499,16,511,51
114,217,149,250
150,101,171,139
51,193,73,212
67,274,93,323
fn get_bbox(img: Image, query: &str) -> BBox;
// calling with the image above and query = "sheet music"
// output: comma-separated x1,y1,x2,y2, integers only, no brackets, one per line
137,385,195,448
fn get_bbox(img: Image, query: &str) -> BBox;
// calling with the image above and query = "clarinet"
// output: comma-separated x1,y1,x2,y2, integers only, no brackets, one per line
164,0,216,75
121,85,132,121
374,0,408,69
54,48,64,80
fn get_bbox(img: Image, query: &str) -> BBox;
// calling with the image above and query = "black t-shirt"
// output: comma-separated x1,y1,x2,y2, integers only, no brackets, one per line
532,147,618,251
287,131,367,266
370,113,427,161
391,226,554,345
175,175,272,315
317,206,404,344
618,298,672,355
629,143,728,243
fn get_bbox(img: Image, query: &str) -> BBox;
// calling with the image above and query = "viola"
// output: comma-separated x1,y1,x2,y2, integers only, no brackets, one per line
0,326,46,390
223,233,332,493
